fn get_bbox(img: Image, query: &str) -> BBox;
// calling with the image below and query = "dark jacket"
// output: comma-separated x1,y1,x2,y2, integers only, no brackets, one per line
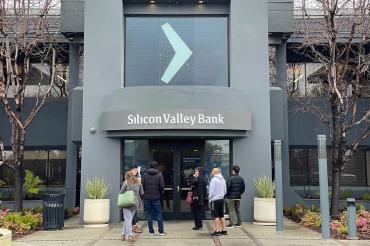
142,168,165,201
226,174,245,199
190,168,208,206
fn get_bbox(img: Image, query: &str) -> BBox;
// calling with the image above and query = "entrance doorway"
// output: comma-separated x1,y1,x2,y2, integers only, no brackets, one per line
123,139,231,220
149,140,203,219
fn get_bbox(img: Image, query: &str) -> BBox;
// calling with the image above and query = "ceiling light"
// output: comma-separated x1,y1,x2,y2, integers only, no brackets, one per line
198,0,204,3
149,0,156,4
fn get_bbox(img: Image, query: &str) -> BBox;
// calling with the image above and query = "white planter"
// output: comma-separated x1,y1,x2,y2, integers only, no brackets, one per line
253,197,276,225
83,199,110,227
0,228,12,246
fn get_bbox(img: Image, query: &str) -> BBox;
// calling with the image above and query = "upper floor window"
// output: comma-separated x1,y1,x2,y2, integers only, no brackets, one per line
125,17,229,87
287,62,370,98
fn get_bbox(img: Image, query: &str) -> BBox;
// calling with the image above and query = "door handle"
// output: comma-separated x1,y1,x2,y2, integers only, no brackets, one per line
177,186,180,193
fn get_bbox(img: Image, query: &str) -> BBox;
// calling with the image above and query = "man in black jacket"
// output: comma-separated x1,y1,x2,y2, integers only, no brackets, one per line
142,161,166,236
226,165,245,228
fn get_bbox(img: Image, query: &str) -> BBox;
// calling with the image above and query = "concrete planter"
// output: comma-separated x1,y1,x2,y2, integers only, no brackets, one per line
83,199,110,227
0,228,12,246
253,197,276,225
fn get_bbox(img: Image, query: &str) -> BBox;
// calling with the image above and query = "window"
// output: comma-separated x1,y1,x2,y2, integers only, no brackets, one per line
123,140,149,178
125,17,229,87
205,140,230,180
0,150,66,187
289,147,368,186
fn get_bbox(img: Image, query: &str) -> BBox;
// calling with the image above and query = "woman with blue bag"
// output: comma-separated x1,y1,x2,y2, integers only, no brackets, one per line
120,169,144,242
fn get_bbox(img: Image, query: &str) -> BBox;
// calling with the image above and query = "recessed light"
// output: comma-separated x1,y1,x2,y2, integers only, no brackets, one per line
149,0,156,4
198,0,204,4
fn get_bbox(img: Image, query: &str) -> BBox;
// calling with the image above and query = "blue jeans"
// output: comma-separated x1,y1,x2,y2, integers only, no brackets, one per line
144,199,164,234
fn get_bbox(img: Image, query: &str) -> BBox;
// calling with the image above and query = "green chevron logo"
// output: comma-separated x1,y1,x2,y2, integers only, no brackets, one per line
161,23,193,84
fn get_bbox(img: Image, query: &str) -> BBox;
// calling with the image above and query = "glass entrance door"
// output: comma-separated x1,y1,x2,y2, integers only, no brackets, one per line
149,140,203,220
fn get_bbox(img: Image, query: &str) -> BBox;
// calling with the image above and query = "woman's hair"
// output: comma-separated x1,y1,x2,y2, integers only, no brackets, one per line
125,171,139,184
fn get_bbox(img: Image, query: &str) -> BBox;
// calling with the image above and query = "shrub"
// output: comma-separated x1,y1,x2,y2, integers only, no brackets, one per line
342,190,353,200
310,205,320,213
361,193,370,201
3,211,41,230
314,191,332,199
301,211,321,229
356,203,365,212
23,170,42,195
85,177,110,199
339,225,348,235
253,176,275,198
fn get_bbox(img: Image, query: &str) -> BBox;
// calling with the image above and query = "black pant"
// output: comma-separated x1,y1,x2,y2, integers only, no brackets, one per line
191,199,204,228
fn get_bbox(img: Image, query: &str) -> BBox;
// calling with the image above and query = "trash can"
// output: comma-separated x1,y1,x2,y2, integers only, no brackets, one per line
42,193,65,230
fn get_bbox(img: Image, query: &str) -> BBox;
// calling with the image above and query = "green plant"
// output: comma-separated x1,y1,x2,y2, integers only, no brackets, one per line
339,224,348,234
361,192,370,201
342,190,353,200
85,177,110,199
310,204,320,213
289,204,308,218
301,211,321,229
356,203,365,212
253,176,275,198
315,191,331,199
315,191,320,199
22,170,42,195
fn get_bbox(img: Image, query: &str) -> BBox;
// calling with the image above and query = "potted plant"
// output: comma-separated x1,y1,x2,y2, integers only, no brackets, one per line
253,176,276,225
83,177,111,227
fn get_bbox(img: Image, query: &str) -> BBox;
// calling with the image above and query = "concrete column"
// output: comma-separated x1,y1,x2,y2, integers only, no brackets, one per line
230,0,271,221
275,43,301,207
65,43,80,208
81,0,123,223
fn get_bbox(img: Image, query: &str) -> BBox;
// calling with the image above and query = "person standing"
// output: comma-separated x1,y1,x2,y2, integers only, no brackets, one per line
208,168,227,236
142,161,166,236
129,165,144,233
120,171,144,242
226,165,245,228
190,167,207,230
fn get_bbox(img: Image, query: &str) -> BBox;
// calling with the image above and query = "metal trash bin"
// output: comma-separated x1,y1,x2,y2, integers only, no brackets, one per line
42,193,65,230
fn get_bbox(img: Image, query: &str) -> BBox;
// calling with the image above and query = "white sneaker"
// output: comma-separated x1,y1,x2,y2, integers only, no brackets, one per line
159,232,167,236
149,233,154,236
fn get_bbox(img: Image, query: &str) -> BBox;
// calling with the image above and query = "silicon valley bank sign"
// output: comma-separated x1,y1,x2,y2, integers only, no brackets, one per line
128,113,224,126
101,110,251,131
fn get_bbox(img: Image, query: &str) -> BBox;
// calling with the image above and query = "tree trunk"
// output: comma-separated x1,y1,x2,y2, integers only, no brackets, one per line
330,167,340,218
11,123,25,212
14,164,23,212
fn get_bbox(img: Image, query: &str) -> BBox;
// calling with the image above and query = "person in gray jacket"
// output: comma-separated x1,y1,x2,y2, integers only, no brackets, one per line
120,170,144,242
208,168,227,236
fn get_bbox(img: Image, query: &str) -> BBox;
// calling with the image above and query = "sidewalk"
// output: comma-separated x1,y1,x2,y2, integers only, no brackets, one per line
13,216,370,246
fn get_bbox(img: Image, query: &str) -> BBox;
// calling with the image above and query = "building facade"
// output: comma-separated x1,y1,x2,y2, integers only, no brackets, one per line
0,0,369,224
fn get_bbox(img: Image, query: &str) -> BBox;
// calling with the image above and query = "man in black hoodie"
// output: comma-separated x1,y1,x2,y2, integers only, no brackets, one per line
226,165,245,228
142,161,166,236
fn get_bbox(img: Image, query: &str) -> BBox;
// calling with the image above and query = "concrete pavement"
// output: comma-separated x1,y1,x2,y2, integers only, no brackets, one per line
13,216,370,246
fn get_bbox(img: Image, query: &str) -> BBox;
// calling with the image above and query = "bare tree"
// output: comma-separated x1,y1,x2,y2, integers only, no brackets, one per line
296,0,370,217
0,0,63,211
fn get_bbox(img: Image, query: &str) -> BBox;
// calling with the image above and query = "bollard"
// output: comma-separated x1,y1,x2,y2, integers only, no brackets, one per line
317,135,330,239
274,140,284,231
346,198,357,239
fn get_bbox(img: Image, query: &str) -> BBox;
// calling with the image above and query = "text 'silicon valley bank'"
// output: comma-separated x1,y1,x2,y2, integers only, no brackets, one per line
161,23,193,84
